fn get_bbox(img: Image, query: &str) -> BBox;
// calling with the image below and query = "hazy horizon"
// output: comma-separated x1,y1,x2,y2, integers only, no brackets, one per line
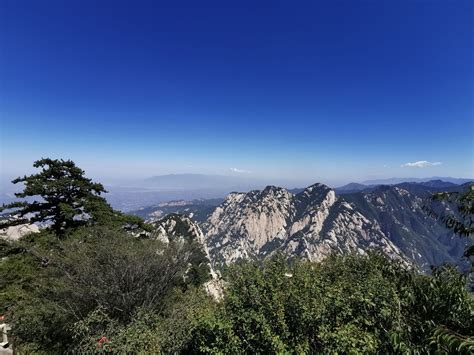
1,168,472,192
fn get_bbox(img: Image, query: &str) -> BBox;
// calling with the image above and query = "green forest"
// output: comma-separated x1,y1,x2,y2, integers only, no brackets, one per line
1,159,473,354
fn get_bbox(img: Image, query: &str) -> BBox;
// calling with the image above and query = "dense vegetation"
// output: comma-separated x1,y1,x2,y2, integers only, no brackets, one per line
1,159,473,353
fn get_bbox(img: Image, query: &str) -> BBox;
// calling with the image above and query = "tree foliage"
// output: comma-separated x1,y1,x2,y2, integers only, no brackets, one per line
2,225,211,352
425,184,474,296
188,254,474,354
0,158,148,235
429,185,474,238
3,238,473,353
0,158,108,234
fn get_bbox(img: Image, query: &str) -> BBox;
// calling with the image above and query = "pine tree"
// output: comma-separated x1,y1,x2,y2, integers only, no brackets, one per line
0,158,109,235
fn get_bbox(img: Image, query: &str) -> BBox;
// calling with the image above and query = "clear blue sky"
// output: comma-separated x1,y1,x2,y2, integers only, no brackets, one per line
1,0,473,186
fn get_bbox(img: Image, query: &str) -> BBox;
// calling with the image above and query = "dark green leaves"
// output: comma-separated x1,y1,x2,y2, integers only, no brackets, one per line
0,158,149,236
188,253,473,354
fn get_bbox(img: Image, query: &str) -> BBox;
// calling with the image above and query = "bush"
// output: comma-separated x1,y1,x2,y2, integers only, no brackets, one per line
3,232,472,353
2,225,211,352
71,287,216,353
188,253,473,354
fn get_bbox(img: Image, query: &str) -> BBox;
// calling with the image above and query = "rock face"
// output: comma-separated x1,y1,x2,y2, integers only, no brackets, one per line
342,185,468,270
149,214,223,297
0,224,40,241
149,213,207,245
202,184,405,268
142,182,470,272
149,213,215,274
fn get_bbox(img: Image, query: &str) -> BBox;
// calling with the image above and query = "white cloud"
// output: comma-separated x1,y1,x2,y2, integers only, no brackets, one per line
230,167,251,174
401,161,442,168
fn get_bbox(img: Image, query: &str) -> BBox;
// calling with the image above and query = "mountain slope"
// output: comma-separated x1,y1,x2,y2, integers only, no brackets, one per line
131,198,222,223
335,182,370,194
140,182,470,272
201,183,469,271
362,177,473,185
202,184,405,267
341,185,468,270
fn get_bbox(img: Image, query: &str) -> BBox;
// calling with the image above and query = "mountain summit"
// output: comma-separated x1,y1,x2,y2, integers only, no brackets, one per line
133,182,470,271
202,183,404,267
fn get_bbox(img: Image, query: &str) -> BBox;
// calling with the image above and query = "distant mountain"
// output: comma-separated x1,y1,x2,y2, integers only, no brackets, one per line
392,181,461,197
130,198,222,223
362,177,473,185
107,174,311,212
336,180,463,196
417,180,458,188
143,174,263,191
105,188,228,212
335,182,369,194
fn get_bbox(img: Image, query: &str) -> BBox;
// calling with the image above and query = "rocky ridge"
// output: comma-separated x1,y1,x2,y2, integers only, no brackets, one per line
202,184,405,268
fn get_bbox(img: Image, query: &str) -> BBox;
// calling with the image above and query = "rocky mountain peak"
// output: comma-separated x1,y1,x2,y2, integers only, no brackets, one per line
262,185,289,195
137,181,468,273
149,213,205,244
295,183,335,210
301,182,331,193
202,183,407,268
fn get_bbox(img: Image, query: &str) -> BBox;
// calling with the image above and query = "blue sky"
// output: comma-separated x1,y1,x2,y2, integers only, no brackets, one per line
1,0,473,186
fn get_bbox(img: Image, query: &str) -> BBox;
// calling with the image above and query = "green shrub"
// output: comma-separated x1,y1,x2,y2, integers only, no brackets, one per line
2,225,211,352
188,253,473,354
3,233,472,353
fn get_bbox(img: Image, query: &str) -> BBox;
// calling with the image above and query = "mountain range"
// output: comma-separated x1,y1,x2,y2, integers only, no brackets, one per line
132,180,472,272
98,174,472,212
143,174,262,191
361,177,472,185
335,180,465,195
